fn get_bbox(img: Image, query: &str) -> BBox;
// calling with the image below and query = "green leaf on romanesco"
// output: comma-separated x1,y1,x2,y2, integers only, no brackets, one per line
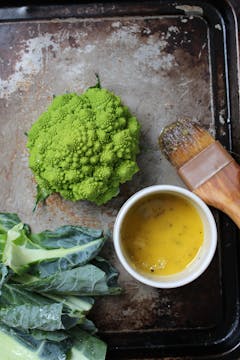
27,85,140,206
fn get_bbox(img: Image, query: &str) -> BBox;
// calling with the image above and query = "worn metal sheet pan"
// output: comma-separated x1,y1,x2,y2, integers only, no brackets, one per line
0,1,240,359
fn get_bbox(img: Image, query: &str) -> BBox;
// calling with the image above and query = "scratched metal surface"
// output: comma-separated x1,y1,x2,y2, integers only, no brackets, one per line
0,7,222,346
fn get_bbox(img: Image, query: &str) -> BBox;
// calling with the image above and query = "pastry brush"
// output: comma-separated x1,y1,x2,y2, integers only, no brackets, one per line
159,118,240,228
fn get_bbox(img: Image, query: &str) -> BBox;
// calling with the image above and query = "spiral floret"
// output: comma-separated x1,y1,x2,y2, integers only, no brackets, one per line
27,86,140,205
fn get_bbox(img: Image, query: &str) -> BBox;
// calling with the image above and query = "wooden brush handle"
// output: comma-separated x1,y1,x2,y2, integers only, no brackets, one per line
178,141,240,228
194,160,240,228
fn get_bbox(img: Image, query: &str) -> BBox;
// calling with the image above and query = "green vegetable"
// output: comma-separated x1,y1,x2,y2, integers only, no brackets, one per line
17,263,121,296
0,284,86,331
3,223,106,275
0,213,121,360
70,328,107,360
0,322,73,360
0,213,30,256
0,322,105,360
27,80,141,207
0,264,8,294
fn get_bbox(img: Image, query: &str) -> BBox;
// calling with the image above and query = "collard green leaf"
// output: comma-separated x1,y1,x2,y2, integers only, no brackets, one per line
1,283,94,317
92,256,121,289
70,328,106,360
0,303,70,331
29,226,106,277
20,264,121,296
0,283,51,307
3,224,106,275
0,213,22,233
0,264,9,294
0,284,86,331
0,235,5,258
29,329,69,342
0,321,72,360
44,293,94,318
30,225,103,249
35,336,72,360
0,212,30,237
0,213,27,258
0,212,121,360
79,318,98,334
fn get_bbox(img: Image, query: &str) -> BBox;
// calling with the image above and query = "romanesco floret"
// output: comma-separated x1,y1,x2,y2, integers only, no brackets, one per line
27,84,140,206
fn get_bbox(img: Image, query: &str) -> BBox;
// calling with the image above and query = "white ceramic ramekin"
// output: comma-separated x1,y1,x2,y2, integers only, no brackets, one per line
113,185,217,288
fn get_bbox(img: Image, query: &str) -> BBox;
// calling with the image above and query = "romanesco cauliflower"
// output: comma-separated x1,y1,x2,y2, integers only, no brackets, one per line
27,83,140,206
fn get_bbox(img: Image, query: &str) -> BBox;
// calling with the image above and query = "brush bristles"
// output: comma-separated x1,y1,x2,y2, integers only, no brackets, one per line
159,119,215,168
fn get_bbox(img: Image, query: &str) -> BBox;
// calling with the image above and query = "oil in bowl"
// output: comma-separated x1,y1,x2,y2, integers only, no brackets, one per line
120,193,204,277
114,185,217,288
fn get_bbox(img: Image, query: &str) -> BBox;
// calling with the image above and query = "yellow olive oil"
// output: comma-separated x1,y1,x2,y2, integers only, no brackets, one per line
121,193,204,276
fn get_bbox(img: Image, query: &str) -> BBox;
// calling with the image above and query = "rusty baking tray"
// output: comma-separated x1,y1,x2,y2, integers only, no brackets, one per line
0,0,240,359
